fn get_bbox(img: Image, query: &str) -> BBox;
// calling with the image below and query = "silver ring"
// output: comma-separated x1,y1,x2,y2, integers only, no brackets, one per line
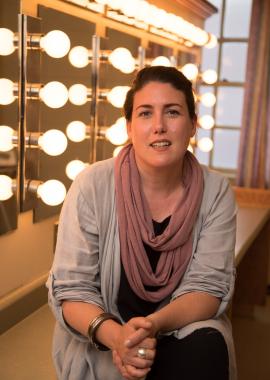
137,347,147,359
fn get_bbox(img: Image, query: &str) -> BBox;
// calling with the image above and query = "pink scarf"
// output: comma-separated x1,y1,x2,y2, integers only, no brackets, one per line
114,144,204,302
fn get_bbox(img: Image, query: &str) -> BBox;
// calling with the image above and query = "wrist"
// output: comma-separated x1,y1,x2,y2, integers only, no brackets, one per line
146,314,160,336
88,312,122,351
96,319,123,351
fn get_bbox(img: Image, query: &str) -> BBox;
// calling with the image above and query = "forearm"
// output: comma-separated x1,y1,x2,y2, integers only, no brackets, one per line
62,301,122,349
147,291,220,335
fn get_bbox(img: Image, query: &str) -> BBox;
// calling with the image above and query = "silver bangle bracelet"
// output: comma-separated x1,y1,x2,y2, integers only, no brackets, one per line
87,312,121,351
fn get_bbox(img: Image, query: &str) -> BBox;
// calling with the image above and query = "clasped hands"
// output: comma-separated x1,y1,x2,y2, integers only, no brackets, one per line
112,316,157,380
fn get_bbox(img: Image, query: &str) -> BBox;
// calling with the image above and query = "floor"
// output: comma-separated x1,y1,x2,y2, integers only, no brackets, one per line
0,299,270,380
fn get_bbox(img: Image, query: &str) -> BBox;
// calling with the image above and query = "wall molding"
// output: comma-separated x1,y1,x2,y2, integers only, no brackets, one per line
0,273,48,334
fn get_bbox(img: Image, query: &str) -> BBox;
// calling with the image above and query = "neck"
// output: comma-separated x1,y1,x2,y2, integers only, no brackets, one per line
136,160,184,196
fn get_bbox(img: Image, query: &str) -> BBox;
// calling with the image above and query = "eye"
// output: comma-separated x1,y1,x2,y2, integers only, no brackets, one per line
166,109,180,117
138,110,152,118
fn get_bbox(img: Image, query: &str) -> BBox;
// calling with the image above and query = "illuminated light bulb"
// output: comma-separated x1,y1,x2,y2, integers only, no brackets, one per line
108,47,136,74
68,46,89,68
107,86,130,108
69,84,88,105
38,129,67,156
151,56,171,67
107,0,122,10
200,92,216,107
0,28,15,56
192,30,209,46
205,34,218,49
105,117,128,145
0,126,15,152
65,160,87,180
198,115,215,130
136,0,151,22
180,64,199,81
201,69,218,84
0,175,13,201
113,145,124,157
39,81,68,108
121,1,140,17
37,180,66,206
0,78,15,105
197,137,214,152
66,121,87,142
40,30,70,58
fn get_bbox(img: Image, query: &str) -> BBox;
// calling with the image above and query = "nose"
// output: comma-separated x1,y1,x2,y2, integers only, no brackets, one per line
152,112,166,134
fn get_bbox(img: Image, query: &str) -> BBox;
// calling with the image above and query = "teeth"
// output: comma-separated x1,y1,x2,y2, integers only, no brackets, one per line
151,141,170,147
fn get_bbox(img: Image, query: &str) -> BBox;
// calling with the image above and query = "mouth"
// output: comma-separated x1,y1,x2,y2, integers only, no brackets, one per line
149,140,171,148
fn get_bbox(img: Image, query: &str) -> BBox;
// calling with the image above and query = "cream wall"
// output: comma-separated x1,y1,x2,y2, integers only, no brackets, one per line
0,212,57,300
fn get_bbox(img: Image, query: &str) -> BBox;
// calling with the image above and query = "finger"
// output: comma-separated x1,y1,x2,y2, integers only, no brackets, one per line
138,337,157,349
125,364,151,379
125,328,154,348
129,317,152,330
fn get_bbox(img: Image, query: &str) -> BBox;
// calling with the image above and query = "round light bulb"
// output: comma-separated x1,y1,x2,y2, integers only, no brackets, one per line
66,121,87,142
38,129,67,156
40,30,70,58
0,28,15,56
180,64,199,81
68,46,89,68
121,1,140,17
108,47,135,74
69,84,88,106
197,137,214,152
202,69,218,84
39,81,68,108
205,34,218,49
107,0,122,10
0,175,13,201
200,92,216,107
113,145,124,157
65,160,87,180
37,179,66,206
151,56,171,67
105,117,128,145
0,78,15,105
107,86,130,108
0,126,15,151
198,115,215,130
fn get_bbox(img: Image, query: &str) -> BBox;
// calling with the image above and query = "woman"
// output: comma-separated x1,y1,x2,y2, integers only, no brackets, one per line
47,66,237,380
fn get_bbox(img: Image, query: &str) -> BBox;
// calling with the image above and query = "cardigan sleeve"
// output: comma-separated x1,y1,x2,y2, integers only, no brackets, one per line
46,167,105,342
171,172,237,317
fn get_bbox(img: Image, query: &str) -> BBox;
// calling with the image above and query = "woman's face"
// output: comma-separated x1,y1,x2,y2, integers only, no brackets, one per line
127,81,196,173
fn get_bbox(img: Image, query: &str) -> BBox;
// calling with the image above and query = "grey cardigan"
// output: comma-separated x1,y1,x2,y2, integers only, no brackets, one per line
47,157,237,380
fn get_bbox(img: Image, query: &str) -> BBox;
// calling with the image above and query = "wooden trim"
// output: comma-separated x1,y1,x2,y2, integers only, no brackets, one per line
0,274,48,334
175,0,218,19
233,186,270,208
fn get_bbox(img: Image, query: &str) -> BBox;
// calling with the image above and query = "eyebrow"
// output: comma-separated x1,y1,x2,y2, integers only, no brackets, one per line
135,103,183,111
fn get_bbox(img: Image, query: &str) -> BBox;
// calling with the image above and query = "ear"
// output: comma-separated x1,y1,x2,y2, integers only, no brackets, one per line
126,121,132,140
190,115,197,137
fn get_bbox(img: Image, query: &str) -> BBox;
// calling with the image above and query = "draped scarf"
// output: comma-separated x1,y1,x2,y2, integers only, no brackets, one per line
114,144,204,302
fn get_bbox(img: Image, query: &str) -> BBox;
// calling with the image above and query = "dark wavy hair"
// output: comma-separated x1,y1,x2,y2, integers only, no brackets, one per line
123,65,196,121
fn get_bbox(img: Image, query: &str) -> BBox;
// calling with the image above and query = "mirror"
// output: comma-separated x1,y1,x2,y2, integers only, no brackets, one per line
0,0,20,235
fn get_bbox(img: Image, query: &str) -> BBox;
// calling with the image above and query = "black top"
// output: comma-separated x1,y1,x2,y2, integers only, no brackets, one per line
117,216,171,322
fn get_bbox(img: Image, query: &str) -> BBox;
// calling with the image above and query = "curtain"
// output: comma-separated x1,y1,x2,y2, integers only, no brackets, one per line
236,0,270,188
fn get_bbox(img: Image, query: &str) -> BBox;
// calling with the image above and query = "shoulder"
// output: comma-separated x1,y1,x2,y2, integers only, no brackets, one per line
199,165,236,217
63,158,115,210
77,157,115,184
75,158,115,194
